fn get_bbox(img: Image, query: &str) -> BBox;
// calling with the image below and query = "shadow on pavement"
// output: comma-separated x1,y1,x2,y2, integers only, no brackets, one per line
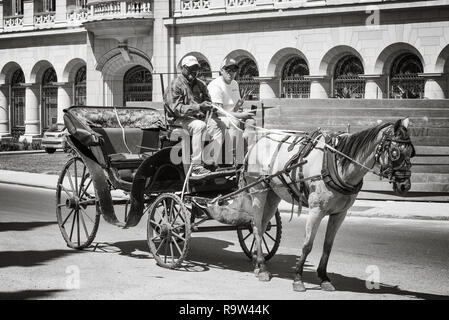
0,250,82,269
109,236,449,300
0,289,65,300
0,221,56,232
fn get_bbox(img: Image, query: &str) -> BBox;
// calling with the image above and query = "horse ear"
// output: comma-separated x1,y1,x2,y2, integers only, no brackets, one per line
401,117,410,129
393,119,402,133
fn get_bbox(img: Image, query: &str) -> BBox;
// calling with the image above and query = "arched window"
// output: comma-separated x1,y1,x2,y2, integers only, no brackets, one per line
11,69,25,130
281,57,310,98
74,66,86,106
123,65,152,105
42,68,58,129
198,59,212,83
235,58,259,101
389,53,424,99
333,55,365,98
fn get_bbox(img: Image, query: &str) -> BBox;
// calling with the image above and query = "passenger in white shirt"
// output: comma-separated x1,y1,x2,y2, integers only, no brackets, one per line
208,58,255,165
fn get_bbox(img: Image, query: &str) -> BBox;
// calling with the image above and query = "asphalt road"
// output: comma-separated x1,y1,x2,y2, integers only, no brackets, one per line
0,183,448,300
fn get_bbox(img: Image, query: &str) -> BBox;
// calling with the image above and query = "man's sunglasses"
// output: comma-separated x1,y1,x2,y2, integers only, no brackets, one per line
224,66,239,73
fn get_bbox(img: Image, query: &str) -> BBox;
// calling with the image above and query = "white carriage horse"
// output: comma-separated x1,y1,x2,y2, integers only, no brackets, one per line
243,118,415,291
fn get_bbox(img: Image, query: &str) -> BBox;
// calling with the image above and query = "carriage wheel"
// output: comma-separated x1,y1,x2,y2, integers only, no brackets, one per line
237,209,282,261
56,157,100,249
147,193,191,269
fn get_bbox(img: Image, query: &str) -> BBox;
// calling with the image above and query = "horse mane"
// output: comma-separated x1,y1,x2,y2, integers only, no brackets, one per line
336,122,392,170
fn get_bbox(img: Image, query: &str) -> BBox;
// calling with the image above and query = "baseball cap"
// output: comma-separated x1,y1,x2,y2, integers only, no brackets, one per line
220,57,238,70
181,55,200,68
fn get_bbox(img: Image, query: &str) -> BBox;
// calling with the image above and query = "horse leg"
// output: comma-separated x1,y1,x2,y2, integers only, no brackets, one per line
250,190,269,277
255,190,281,282
317,211,347,291
293,208,325,292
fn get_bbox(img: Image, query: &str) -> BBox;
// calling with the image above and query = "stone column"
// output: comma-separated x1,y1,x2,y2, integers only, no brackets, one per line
152,0,170,102
360,74,384,99
23,0,34,28
257,77,276,100
57,83,72,124
0,86,9,137
0,1,4,32
55,0,68,25
23,84,40,140
419,73,446,99
305,75,330,98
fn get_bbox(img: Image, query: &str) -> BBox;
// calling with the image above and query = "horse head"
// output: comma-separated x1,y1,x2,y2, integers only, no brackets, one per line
375,118,415,196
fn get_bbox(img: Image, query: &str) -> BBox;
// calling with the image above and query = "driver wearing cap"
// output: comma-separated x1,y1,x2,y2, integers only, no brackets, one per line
164,55,226,177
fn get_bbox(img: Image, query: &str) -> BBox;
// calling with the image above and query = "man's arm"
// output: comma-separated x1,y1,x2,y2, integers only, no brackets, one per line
166,80,200,117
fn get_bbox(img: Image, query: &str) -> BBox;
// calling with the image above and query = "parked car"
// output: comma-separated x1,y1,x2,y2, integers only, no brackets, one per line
42,124,68,154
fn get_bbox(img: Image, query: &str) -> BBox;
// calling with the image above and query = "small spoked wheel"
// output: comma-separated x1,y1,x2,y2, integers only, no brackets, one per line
147,193,191,269
56,157,100,249
237,209,282,261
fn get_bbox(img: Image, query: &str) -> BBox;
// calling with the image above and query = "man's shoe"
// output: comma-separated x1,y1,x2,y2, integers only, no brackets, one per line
191,165,212,178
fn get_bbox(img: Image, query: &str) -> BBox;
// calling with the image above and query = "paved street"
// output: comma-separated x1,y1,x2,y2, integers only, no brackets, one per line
0,183,448,300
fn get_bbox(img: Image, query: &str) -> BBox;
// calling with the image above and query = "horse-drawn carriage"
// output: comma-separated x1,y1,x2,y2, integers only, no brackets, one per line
57,105,283,268
57,104,416,290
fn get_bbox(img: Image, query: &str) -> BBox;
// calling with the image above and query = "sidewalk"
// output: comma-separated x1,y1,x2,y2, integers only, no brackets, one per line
1,169,448,221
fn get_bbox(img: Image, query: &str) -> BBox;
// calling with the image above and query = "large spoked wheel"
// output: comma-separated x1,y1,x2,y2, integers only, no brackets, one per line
237,209,282,261
147,193,191,269
56,157,100,249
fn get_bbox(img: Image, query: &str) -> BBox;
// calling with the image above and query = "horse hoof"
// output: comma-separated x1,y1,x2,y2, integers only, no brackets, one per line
293,281,306,292
257,271,272,282
254,268,260,275
321,281,336,291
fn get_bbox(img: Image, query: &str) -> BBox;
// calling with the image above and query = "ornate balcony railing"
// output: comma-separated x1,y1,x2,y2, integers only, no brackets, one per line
89,1,152,18
34,12,56,26
3,15,24,29
182,0,211,11
67,8,91,24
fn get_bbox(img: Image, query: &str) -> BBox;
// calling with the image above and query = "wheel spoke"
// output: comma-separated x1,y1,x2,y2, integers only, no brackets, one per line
171,236,183,255
262,236,270,254
164,237,169,263
78,165,87,197
242,231,252,241
171,231,185,243
74,160,79,194
61,209,75,227
249,237,255,254
80,207,95,224
79,179,93,200
77,207,80,246
60,184,74,198
69,210,77,241
264,231,276,242
66,169,77,196
79,209,90,239
170,241,175,264
155,238,166,254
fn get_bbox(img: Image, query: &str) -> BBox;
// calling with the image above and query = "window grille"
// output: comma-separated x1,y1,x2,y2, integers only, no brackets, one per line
74,66,86,106
280,57,310,98
11,69,25,128
236,58,260,101
42,68,58,130
124,66,153,104
333,55,365,98
389,53,424,99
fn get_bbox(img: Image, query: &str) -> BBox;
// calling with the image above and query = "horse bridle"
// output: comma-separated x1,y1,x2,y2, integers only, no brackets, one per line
374,128,415,182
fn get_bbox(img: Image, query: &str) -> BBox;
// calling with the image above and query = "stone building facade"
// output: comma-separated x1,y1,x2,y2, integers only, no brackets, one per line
0,0,448,140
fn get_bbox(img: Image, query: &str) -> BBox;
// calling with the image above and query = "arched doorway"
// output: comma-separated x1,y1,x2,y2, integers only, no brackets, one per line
280,56,310,98
11,69,25,134
236,57,259,101
123,65,152,105
389,53,424,99
333,55,365,98
41,67,58,130
74,66,86,106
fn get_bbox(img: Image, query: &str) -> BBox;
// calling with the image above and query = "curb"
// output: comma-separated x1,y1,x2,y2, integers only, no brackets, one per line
0,149,63,156
0,180,56,191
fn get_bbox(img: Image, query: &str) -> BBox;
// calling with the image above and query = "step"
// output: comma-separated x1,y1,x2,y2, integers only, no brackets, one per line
261,98,449,109
357,191,449,202
263,115,449,128
365,172,449,183
276,107,449,118
362,181,449,193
